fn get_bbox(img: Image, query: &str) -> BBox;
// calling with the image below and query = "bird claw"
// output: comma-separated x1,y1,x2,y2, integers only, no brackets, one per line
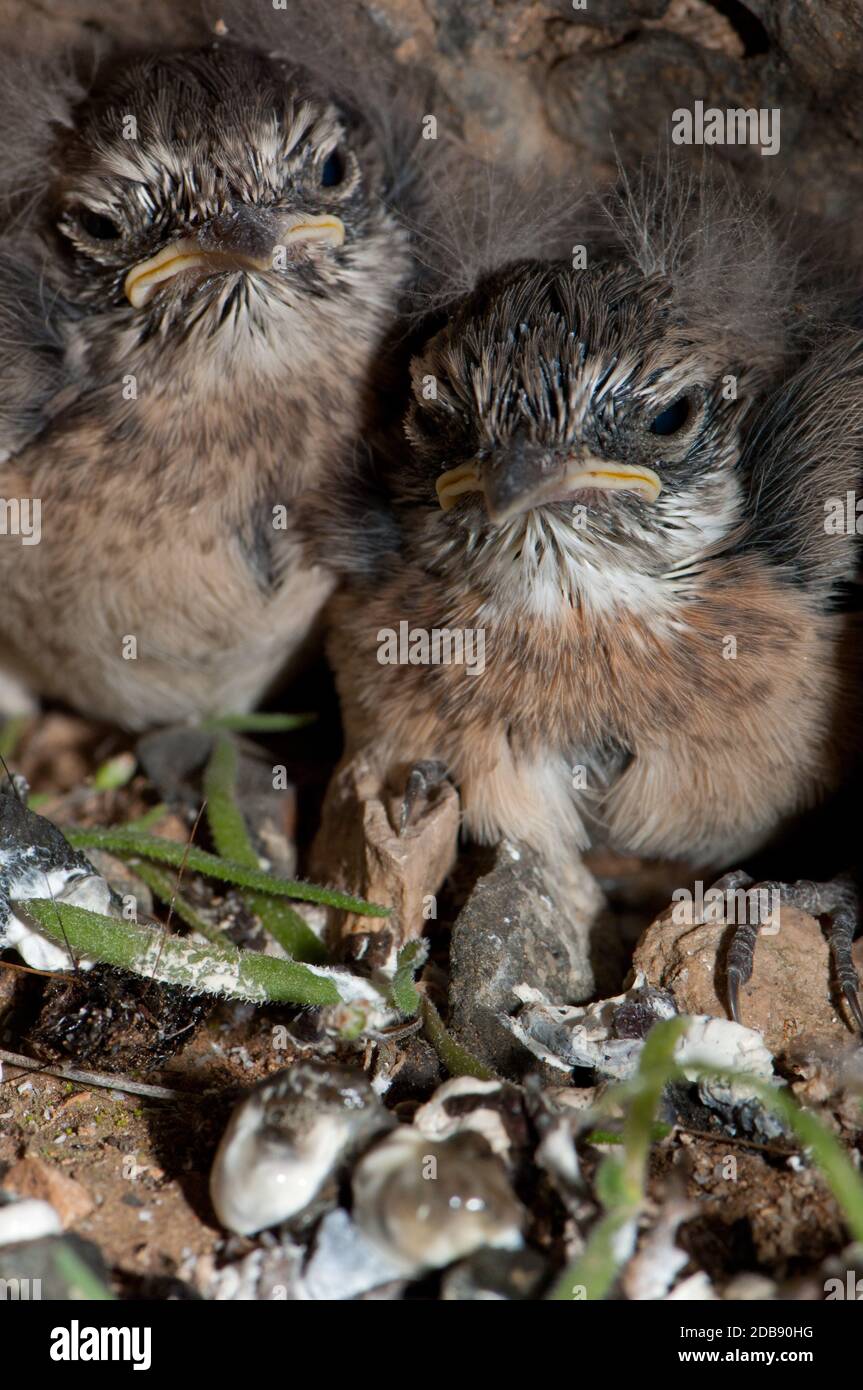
710,871,862,1036
727,966,744,1025
843,982,863,1034
398,760,449,835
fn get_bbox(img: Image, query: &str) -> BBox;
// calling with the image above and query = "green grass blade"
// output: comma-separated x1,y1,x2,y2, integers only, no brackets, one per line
202,733,328,962
391,940,428,1016
64,826,388,916
52,1245,115,1301
421,996,497,1080
23,899,341,1007
549,1200,635,1302
621,1017,687,1197
92,753,136,792
202,734,253,863
199,713,316,733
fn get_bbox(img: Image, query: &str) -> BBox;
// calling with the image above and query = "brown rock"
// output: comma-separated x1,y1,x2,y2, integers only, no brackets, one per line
543,13,863,254
756,0,863,111
545,29,763,170
632,899,863,1057
4,1156,94,1229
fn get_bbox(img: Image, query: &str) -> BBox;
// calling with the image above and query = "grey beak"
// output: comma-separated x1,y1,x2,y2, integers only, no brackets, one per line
481,439,566,525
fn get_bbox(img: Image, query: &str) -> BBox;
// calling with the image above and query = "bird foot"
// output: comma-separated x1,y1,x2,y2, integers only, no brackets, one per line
709,870,863,1034
398,760,450,835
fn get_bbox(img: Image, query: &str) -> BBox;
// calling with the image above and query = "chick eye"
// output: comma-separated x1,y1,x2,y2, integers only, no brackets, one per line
648,396,691,436
76,207,122,241
320,148,347,188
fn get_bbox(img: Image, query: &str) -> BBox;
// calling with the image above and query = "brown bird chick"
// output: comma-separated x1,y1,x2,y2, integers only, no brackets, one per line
318,171,863,1028
0,37,413,727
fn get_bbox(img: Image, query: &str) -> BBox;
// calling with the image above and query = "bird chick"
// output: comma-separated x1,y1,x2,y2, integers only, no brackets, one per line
320,170,863,1021
0,39,412,727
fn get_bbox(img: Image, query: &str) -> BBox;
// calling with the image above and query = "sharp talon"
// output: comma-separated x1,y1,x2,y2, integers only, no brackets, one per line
398,761,448,836
727,969,743,1025
399,770,424,834
399,770,426,835
844,984,863,1035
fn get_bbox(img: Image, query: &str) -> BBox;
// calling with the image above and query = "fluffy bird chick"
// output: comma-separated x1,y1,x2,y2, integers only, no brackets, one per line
0,40,411,726
321,173,863,1021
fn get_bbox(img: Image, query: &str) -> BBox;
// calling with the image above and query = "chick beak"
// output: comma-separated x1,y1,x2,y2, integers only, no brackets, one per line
435,441,662,523
123,208,346,309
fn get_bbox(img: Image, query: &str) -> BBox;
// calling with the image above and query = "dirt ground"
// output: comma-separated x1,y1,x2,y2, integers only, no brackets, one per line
0,709,861,1300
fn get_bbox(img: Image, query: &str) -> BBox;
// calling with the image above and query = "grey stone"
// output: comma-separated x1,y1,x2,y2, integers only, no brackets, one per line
448,839,601,1077
303,1207,407,1300
0,790,119,968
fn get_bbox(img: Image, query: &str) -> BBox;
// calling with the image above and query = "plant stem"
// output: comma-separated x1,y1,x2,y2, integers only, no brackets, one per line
64,826,387,916
421,996,497,1080
199,713,315,733
202,734,327,962
23,899,342,1007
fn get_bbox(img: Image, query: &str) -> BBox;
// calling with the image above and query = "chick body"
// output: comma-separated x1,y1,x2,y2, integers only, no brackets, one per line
321,176,863,870
0,42,411,727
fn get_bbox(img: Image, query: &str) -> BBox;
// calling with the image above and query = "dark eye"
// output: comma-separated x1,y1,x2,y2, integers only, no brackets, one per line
76,207,122,241
649,396,691,436
320,148,346,188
